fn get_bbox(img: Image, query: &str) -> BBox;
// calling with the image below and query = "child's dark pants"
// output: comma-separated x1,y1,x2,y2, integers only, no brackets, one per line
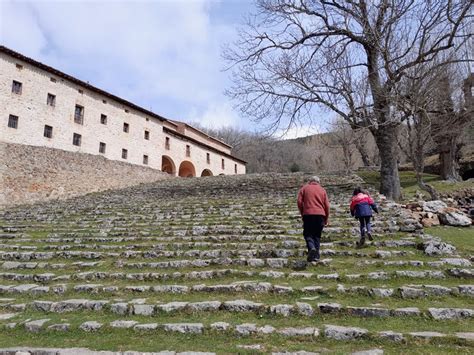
358,216,372,236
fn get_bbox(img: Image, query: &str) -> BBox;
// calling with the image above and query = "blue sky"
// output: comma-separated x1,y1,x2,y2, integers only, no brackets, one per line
1,0,321,138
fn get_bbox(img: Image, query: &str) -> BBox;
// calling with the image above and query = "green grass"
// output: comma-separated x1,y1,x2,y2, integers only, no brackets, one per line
1,328,472,354
0,310,473,354
356,170,473,201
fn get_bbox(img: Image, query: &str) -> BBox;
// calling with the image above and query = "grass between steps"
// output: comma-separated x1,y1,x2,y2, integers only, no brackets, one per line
1,328,472,354
0,310,473,354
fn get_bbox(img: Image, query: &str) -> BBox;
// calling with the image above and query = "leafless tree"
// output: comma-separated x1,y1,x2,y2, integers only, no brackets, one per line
430,69,473,181
224,0,472,200
396,73,439,199
322,118,358,174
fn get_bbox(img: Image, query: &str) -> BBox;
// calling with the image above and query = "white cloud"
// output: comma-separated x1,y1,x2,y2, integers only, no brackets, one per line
276,124,322,140
187,101,240,128
0,1,47,56
0,0,241,122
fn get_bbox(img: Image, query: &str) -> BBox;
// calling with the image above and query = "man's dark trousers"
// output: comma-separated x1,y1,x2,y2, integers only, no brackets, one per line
303,215,325,259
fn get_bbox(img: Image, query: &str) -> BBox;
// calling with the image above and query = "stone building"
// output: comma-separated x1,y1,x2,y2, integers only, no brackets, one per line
0,46,246,177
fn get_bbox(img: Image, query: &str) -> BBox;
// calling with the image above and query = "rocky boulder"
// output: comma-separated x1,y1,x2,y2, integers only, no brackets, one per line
437,208,472,227
423,200,448,213
418,241,456,256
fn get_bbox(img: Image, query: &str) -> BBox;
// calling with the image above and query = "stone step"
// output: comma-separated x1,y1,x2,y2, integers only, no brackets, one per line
1,267,465,284
10,298,471,320
1,282,472,298
2,319,473,345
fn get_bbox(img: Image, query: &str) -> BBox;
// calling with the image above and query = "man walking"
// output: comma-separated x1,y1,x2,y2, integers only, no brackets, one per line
297,176,330,262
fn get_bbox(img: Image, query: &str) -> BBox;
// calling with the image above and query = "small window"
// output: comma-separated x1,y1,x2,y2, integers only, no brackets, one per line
124,109,129,113
146,117,150,121
206,153,210,164
143,155,148,165
16,63,23,70
47,93,56,107
12,80,22,94
73,133,81,146
99,142,106,154
234,164,237,174
144,130,150,140
74,105,84,124
186,145,191,157
102,99,107,104
221,158,225,169
8,115,18,129
122,149,128,159
123,122,129,133
43,125,53,138
100,114,107,125
78,89,83,94
165,137,170,150
50,77,57,83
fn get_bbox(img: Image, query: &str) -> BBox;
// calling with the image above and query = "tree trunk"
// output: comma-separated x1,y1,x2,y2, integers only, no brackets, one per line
415,171,439,200
374,125,402,200
438,136,461,181
354,138,372,167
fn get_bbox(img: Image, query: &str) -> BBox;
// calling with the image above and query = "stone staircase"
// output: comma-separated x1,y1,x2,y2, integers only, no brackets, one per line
0,173,472,355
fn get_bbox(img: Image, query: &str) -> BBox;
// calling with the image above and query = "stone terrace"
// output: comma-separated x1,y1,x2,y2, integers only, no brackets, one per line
0,173,472,354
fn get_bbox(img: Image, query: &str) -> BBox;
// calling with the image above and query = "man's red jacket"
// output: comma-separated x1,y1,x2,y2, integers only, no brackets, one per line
297,182,330,223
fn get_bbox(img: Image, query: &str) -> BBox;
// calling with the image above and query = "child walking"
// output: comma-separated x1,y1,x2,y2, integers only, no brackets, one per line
350,187,378,247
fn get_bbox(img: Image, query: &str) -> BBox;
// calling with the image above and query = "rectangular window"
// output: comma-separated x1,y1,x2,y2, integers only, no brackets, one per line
165,137,170,150
12,80,22,94
221,158,225,169
16,63,23,70
143,155,148,165
206,153,210,164
124,109,129,113
186,145,191,157
73,133,81,146
144,130,150,140
102,99,107,104
234,164,238,174
74,105,84,124
99,142,106,154
50,77,57,83
8,115,18,129
47,93,56,106
78,89,83,94
100,114,107,125
123,122,129,133
122,149,128,159
43,125,53,138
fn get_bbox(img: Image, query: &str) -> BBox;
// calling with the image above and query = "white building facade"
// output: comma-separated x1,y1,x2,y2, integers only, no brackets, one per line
0,46,246,177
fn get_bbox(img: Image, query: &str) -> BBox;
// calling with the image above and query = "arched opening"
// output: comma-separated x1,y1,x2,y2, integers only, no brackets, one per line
462,168,474,181
201,169,213,177
161,156,176,175
178,161,196,177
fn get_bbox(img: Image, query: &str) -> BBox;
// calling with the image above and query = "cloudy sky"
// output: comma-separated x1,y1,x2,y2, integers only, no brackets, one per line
1,0,321,138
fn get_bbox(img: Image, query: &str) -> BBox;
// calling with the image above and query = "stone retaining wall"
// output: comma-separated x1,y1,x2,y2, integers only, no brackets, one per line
0,142,169,208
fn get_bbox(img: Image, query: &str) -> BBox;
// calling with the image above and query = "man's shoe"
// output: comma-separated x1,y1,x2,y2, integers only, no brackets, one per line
367,232,373,241
307,248,317,262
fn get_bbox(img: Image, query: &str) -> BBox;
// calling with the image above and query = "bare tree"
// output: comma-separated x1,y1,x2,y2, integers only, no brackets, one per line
396,80,438,199
224,0,472,200
323,118,359,174
430,70,473,181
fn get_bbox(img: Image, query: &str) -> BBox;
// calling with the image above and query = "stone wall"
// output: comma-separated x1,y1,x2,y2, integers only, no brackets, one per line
0,142,170,208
